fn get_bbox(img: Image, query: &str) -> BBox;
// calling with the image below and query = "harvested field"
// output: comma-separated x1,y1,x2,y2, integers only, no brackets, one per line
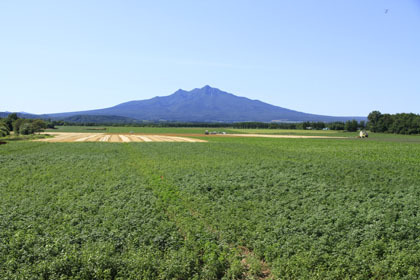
37,133,207,143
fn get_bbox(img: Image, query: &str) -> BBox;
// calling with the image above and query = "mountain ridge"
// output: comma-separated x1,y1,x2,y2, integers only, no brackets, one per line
3,86,367,122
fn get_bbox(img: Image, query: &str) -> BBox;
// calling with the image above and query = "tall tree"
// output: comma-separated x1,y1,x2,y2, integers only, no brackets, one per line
345,120,358,132
5,113,18,131
367,111,382,132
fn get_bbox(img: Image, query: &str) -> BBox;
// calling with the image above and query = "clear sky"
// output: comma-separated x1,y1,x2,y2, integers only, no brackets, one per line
1,0,419,116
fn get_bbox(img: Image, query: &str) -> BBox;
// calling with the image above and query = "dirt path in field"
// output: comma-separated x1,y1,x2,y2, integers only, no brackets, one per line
36,132,207,143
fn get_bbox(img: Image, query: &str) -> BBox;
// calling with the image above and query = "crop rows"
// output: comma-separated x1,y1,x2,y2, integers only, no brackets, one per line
125,137,420,279
0,142,241,279
1,137,420,279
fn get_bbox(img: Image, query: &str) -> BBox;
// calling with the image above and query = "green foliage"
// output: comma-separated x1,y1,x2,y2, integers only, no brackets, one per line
368,111,420,134
1,136,420,279
31,119,47,132
19,122,35,135
0,142,238,279
123,137,420,278
0,121,10,137
12,118,24,134
328,121,345,130
345,119,359,132
233,122,299,129
12,119,47,135
46,120,362,131
3,112,18,131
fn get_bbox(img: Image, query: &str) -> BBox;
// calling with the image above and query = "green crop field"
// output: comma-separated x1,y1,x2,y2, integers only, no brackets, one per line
229,128,354,137
1,134,420,279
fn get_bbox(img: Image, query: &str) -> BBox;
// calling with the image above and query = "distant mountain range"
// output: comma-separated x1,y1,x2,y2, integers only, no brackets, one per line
1,86,366,123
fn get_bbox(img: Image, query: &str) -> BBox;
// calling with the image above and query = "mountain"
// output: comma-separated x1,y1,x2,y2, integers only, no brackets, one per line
0,112,47,119
45,86,365,122
59,115,141,124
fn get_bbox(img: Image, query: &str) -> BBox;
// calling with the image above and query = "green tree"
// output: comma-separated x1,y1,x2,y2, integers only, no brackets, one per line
13,119,24,135
302,122,311,129
328,122,345,130
345,120,358,132
32,119,47,133
0,122,9,137
367,111,382,132
19,121,34,135
5,113,18,131
359,120,366,129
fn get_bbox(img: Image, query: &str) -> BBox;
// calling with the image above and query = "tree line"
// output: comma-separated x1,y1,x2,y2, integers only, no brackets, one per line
2,111,420,136
368,111,420,134
49,119,367,131
0,113,50,137
1,113,367,134
233,120,366,131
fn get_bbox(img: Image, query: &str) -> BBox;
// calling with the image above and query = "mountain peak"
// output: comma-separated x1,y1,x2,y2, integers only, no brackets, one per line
46,86,366,122
201,85,216,94
188,85,225,96
171,86,224,97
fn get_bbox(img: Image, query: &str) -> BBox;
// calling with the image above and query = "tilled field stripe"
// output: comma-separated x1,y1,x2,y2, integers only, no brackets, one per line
44,133,83,142
168,137,185,142
119,135,131,142
86,135,105,142
152,136,173,142
135,136,152,142
173,137,200,142
75,134,100,142
99,135,111,142
110,135,120,142
147,136,161,142
126,135,141,142
37,133,207,143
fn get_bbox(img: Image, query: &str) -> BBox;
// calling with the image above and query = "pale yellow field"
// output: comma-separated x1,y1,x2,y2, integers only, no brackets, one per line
36,133,207,143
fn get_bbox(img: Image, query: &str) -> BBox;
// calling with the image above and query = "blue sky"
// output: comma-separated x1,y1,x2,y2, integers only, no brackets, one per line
1,0,419,116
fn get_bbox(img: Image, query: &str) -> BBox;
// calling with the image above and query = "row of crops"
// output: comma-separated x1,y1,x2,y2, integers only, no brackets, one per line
0,142,242,279
1,136,420,279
